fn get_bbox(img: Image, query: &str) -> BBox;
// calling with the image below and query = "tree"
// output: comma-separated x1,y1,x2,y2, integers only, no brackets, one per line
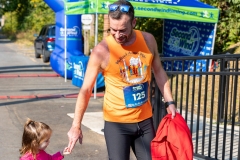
135,18,163,53
200,0,240,53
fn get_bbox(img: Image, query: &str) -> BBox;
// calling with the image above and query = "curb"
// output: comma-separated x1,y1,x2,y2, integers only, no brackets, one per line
0,74,60,78
0,93,104,100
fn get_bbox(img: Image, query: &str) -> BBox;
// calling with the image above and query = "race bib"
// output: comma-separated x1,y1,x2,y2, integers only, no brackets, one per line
123,82,148,108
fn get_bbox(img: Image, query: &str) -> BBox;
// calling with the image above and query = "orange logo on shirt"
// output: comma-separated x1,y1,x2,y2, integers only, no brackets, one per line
118,51,148,84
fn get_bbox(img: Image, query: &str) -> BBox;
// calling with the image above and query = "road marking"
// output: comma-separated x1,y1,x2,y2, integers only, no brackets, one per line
67,112,104,135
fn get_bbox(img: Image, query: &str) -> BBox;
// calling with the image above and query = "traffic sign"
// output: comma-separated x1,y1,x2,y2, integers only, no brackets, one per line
81,14,93,25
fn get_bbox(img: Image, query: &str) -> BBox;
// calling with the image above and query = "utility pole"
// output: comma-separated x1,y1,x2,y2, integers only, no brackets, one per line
103,14,110,38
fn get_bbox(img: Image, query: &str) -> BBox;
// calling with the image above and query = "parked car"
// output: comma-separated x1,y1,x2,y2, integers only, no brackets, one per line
34,24,55,63
34,24,85,63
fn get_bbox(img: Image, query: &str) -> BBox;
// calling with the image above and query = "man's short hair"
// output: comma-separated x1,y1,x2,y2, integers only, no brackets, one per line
108,0,135,21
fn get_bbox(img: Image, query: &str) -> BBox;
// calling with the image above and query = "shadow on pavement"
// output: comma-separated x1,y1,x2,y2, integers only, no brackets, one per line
0,34,15,43
22,88,77,92
0,68,53,73
0,97,63,107
0,64,53,73
0,65,50,70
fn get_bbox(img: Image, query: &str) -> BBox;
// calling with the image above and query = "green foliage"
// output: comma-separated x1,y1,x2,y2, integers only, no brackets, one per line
24,1,55,32
200,0,240,53
1,0,240,54
135,18,163,53
89,14,104,50
1,11,18,39
1,0,54,41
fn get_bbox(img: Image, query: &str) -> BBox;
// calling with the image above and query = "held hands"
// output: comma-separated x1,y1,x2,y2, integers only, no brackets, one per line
65,126,83,154
62,147,70,155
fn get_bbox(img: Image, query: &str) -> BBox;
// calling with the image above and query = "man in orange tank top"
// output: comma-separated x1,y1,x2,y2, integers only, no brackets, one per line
67,0,177,159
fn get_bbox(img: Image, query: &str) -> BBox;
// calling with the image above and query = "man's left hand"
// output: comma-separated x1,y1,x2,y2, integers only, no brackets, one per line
167,104,177,119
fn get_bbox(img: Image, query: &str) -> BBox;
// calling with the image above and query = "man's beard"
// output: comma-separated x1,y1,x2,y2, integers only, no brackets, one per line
115,29,133,45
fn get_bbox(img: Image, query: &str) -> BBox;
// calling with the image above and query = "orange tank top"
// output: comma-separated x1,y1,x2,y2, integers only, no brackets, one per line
103,30,153,123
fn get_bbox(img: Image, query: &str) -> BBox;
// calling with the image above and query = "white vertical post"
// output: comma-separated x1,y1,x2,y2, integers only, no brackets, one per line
64,15,67,82
93,12,98,99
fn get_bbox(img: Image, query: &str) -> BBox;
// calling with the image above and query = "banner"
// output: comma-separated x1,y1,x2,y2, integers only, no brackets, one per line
64,0,219,23
162,19,216,72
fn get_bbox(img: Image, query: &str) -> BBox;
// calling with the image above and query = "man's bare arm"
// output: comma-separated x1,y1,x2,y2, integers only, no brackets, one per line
67,40,108,151
72,41,107,128
143,32,176,117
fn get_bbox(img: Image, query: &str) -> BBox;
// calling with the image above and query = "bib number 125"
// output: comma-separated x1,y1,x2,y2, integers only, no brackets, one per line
132,91,145,101
123,82,148,108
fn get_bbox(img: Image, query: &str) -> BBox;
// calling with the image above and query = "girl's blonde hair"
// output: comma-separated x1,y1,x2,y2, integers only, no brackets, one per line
19,118,52,159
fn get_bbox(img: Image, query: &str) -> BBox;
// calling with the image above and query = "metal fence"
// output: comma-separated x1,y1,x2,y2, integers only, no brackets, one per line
151,54,240,160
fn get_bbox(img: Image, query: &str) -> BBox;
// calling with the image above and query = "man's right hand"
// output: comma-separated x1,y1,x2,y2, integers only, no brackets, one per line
67,126,83,153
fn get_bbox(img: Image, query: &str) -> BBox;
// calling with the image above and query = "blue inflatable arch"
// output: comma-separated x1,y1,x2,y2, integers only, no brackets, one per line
44,0,83,79
44,0,105,89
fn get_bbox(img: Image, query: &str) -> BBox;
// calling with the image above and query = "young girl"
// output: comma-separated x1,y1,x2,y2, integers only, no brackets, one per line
19,119,68,160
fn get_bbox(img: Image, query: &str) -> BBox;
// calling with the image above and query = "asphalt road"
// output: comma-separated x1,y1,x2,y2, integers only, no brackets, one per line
0,36,111,160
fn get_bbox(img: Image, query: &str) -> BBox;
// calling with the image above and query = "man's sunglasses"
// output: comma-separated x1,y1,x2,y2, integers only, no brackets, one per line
109,4,130,13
